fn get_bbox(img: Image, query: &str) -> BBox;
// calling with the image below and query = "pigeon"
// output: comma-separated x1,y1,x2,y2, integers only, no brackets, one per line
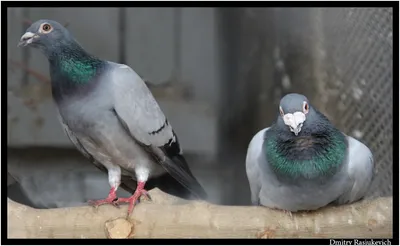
18,19,207,216
245,93,374,212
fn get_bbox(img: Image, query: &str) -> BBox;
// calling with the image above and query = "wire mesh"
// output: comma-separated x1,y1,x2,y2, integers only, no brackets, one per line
315,8,393,198
277,8,393,198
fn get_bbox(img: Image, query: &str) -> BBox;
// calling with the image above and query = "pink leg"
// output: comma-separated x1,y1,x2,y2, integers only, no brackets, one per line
114,181,151,216
88,187,118,207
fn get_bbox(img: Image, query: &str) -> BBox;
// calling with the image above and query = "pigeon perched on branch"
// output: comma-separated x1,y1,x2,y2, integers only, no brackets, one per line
245,93,374,212
18,19,207,216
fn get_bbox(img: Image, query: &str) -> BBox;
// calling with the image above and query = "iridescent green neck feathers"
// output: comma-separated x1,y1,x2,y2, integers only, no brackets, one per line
49,40,104,85
264,129,347,180
59,58,100,84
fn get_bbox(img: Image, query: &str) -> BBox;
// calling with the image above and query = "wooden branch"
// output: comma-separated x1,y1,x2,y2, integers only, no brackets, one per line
7,189,393,239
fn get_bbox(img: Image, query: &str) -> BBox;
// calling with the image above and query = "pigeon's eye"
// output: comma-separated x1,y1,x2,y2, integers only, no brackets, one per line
279,106,284,117
41,23,52,33
303,102,309,114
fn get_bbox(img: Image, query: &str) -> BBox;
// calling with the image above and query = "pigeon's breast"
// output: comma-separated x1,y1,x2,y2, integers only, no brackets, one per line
259,156,349,211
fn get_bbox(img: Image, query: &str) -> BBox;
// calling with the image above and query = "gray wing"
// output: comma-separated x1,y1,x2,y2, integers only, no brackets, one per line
245,127,270,205
335,136,374,205
58,116,139,194
109,63,206,199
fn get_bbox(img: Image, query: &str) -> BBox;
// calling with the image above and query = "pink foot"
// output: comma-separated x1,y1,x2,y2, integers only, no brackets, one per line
88,187,119,207
114,182,151,216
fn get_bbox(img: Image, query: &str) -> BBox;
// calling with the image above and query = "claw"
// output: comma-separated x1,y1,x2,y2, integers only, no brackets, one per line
142,190,152,201
272,207,293,218
284,210,293,218
115,181,149,217
112,200,120,208
88,201,98,208
87,187,118,208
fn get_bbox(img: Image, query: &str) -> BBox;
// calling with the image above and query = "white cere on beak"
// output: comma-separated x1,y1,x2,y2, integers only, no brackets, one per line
283,111,306,136
18,32,36,47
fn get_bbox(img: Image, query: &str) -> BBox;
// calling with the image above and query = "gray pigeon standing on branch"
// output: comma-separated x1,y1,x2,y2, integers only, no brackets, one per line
18,19,207,216
245,93,374,212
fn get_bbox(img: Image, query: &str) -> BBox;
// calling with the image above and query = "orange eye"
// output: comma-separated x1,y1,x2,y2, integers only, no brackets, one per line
303,102,309,113
279,106,284,116
41,23,52,33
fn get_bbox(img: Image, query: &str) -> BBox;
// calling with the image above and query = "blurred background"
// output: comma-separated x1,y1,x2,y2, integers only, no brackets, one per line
7,7,393,208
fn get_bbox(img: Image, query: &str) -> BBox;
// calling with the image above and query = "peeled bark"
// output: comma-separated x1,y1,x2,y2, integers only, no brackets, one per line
7,189,392,239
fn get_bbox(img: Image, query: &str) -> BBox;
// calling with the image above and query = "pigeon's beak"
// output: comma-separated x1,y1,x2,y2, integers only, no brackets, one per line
18,32,38,47
283,112,306,136
291,126,302,136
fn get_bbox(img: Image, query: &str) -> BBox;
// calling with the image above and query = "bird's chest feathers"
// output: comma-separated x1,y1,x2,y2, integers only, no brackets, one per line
264,133,347,180
291,136,316,150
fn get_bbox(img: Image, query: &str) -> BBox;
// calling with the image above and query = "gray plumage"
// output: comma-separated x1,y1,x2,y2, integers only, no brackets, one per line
245,93,374,211
18,19,207,202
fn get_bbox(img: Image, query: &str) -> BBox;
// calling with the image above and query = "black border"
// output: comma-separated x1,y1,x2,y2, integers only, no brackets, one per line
2,1,398,245
392,2,399,246
1,1,399,8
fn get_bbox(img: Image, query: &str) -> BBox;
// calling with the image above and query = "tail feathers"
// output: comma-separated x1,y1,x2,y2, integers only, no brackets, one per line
166,155,208,200
150,173,203,200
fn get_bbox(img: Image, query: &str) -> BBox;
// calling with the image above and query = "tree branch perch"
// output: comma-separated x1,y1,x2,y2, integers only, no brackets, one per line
7,189,393,239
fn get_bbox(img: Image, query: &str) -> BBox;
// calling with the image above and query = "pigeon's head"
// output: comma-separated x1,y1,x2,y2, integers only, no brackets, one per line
278,93,312,136
18,19,71,52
